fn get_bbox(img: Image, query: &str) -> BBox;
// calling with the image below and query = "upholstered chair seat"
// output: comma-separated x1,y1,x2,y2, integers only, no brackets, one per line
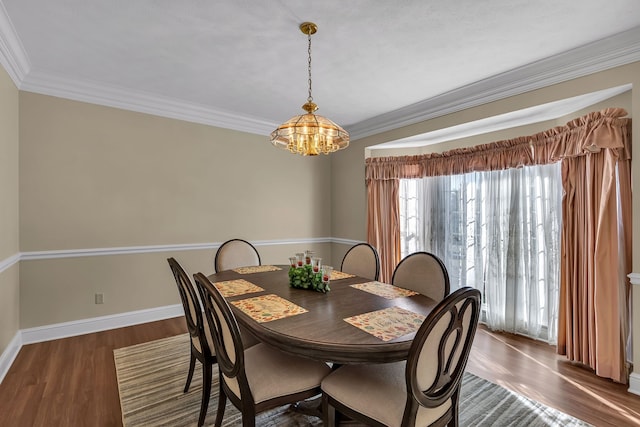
321,362,451,427
223,342,331,405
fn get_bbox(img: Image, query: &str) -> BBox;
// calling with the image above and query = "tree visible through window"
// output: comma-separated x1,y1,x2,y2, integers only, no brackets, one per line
399,163,562,343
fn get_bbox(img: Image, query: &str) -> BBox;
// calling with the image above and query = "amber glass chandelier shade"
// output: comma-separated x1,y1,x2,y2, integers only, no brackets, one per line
270,111,349,156
270,22,349,156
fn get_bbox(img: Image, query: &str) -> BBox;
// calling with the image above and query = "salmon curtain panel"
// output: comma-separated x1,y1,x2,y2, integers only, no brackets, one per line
366,179,401,283
552,110,632,383
365,108,632,382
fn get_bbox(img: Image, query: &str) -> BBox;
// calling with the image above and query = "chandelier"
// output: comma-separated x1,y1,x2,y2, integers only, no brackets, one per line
270,22,349,156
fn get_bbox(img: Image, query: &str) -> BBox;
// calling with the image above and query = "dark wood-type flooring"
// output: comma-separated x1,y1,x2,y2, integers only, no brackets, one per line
0,318,639,426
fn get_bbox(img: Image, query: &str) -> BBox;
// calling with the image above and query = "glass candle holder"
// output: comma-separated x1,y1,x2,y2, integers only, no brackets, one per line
311,257,322,273
304,250,314,265
295,253,305,267
289,256,298,269
321,265,333,284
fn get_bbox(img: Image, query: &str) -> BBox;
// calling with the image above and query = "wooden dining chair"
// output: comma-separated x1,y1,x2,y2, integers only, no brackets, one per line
167,257,216,427
321,287,481,427
340,242,381,281
392,251,451,302
214,238,261,273
193,272,332,427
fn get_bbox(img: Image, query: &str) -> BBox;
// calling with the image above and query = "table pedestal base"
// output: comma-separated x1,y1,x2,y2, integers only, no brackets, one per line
289,398,369,426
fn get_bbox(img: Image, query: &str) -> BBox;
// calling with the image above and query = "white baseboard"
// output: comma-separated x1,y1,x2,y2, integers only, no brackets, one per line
0,303,183,384
627,275,640,396
629,372,640,396
21,304,183,344
0,332,22,385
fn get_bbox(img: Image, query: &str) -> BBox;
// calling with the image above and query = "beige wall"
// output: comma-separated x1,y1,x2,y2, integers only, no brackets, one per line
19,93,332,250
0,65,20,354
18,93,333,327
327,131,370,267
332,61,639,378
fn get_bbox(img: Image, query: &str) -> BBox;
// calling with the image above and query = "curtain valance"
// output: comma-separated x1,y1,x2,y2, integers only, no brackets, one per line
365,108,630,181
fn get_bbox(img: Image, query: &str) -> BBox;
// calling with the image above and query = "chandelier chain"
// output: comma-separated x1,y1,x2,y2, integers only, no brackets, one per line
307,31,313,103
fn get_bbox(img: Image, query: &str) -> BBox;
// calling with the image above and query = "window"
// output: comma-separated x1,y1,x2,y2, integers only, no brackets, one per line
399,163,562,343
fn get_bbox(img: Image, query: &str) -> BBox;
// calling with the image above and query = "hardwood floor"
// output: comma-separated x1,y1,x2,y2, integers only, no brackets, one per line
0,318,187,426
467,326,640,427
0,318,639,426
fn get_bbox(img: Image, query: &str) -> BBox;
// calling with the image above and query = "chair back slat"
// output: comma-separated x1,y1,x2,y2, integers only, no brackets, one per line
194,272,244,379
167,258,205,344
406,287,481,409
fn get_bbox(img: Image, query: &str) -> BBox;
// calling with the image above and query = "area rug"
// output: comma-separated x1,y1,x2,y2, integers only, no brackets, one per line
114,334,591,427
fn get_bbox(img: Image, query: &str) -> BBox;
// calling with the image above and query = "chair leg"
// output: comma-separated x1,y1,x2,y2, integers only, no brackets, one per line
198,362,213,427
448,410,459,427
322,393,336,427
214,383,227,427
241,408,256,427
184,351,196,393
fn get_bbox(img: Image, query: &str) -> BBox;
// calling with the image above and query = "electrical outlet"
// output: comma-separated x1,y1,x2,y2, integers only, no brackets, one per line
95,293,104,304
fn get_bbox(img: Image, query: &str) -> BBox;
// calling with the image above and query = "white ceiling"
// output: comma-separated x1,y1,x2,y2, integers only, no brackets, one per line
0,0,639,142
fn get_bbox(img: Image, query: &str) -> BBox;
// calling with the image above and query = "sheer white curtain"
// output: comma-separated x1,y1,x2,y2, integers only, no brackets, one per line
399,163,562,343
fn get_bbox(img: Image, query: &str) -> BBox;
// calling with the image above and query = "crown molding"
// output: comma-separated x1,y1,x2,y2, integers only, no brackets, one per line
347,26,640,140
1,0,638,140
0,1,29,85
20,70,277,136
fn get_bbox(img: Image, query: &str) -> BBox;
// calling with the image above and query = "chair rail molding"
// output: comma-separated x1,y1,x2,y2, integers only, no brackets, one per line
19,237,340,261
0,253,19,274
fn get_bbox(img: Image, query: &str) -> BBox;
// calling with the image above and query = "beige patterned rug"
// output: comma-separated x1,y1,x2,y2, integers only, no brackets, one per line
114,334,591,427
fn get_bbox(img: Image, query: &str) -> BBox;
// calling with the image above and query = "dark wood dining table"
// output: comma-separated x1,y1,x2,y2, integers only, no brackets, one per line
207,265,438,364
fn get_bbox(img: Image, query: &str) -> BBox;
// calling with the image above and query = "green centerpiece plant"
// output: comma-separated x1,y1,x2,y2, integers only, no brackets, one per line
289,251,330,293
